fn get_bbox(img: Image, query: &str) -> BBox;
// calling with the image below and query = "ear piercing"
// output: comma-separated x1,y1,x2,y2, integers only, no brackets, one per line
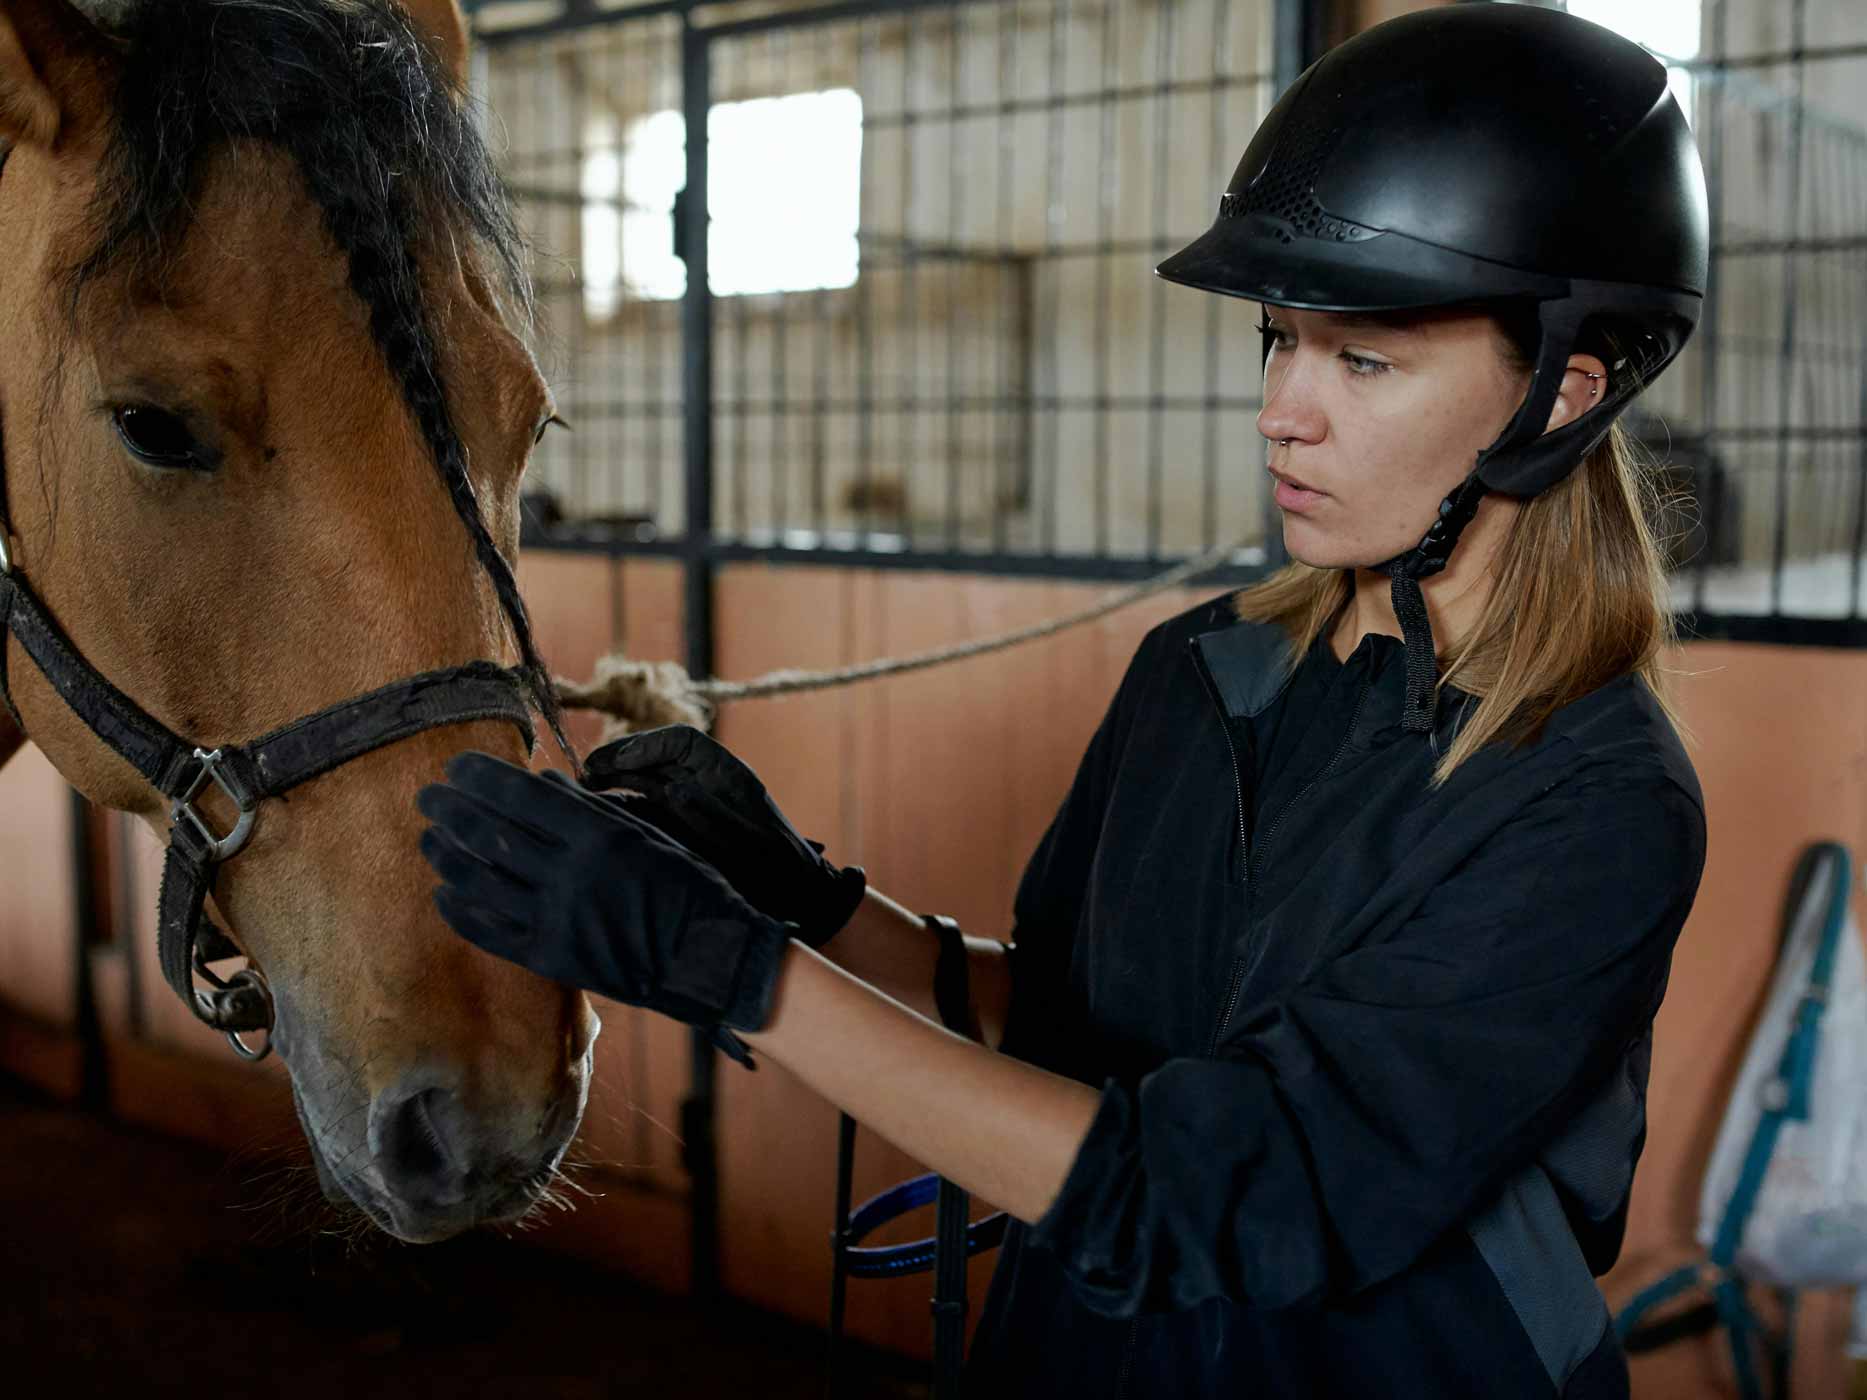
1584,371,1602,398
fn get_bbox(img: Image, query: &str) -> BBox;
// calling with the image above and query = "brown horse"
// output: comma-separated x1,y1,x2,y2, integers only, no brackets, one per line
0,0,598,1242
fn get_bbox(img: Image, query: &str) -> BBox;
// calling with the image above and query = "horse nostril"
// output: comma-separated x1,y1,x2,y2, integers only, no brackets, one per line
370,1084,470,1207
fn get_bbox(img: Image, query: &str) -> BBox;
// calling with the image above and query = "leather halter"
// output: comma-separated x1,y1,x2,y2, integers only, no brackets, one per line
0,139,542,1059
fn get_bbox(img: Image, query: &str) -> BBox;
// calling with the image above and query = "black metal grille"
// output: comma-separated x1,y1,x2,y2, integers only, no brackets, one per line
468,0,1867,644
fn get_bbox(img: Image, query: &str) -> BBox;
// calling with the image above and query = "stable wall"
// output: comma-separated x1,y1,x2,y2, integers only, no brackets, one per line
3,555,1865,1394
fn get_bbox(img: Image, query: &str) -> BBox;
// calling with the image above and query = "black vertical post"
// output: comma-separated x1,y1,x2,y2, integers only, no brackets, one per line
1264,0,1327,570
678,11,722,1307
68,788,107,1112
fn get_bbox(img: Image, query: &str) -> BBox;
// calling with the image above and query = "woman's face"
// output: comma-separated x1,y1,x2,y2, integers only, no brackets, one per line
1255,306,1530,569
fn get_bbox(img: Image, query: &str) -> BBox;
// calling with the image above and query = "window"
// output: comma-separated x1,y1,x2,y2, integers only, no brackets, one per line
581,87,864,317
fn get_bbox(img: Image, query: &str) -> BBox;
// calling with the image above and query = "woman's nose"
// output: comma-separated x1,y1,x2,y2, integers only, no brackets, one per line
1256,355,1324,446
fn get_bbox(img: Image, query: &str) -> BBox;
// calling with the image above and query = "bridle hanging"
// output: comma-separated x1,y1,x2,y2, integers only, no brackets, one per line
0,139,550,1060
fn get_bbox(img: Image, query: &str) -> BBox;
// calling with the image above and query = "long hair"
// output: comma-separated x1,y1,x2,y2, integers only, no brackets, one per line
1230,314,1697,790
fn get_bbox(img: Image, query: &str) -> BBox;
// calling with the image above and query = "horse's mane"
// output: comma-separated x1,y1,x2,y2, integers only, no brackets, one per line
53,0,575,765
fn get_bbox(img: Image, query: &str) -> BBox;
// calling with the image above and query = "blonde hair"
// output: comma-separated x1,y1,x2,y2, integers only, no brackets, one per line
1229,420,1696,790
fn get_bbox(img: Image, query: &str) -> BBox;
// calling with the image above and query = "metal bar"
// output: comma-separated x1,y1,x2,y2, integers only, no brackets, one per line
510,391,1266,415
523,526,1265,577
1675,613,1867,648
69,788,107,1113
1691,0,1729,614
1039,0,1068,555
1093,0,1118,556
1672,40,1867,75
677,11,722,1307
1263,0,1324,570
1768,0,1808,616
991,0,1016,555
1714,234,1867,257
899,10,922,547
1145,0,1173,559
770,28,791,537
475,0,692,47
698,0,1013,44
862,70,1273,127
945,6,964,550
1200,0,1235,555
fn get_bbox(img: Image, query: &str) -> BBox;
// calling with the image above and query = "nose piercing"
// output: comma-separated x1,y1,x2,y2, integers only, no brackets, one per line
1278,438,1292,446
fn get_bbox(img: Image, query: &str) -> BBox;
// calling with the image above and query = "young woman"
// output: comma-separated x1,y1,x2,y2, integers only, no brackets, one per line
417,6,1709,1396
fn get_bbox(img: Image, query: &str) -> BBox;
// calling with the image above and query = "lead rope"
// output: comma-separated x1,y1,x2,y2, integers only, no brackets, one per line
557,536,1252,734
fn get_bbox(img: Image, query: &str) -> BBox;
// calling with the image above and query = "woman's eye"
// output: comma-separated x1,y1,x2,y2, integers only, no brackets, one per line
113,406,209,469
1258,321,1293,350
1340,351,1392,378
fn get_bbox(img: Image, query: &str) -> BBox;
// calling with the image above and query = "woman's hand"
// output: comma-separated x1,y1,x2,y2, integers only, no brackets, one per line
417,751,796,1035
583,725,867,948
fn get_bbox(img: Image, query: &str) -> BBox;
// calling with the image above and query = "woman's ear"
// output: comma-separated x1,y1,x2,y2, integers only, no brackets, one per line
0,0,107,150
1543,352,1610,434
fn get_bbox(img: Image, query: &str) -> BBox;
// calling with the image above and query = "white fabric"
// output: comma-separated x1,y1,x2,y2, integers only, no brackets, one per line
1696,855,1867,1288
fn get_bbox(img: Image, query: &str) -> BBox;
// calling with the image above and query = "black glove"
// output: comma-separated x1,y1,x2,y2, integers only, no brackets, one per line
417,752,795,1039
582,725,866,949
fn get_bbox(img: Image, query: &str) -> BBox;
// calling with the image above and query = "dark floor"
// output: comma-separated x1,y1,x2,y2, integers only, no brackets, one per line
0,1074,925,1398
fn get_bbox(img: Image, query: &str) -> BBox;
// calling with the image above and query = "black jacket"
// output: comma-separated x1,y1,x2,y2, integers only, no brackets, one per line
964,592,1707,1398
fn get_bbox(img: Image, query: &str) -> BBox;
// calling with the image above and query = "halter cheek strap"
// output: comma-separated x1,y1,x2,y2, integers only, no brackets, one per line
0,557,536,1054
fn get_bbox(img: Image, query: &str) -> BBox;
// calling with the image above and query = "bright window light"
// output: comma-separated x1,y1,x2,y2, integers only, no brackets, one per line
581,88,863,315
1565,0,1702,125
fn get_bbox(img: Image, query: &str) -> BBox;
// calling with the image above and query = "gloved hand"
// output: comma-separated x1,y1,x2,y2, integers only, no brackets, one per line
417,751,796,1038
582,725,867,950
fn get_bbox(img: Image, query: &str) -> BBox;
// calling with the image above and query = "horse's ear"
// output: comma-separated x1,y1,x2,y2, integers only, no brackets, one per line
0,0,108,149
400,0,469,85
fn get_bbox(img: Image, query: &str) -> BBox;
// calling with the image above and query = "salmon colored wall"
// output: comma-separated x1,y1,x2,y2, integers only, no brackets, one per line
0,742,72,1027
3,558,1865,1393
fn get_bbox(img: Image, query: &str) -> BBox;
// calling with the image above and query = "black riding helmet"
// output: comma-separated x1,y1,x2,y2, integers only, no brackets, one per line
1158,3,1709,734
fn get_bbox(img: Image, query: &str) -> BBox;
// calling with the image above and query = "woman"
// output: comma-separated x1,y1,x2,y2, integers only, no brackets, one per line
417,6,1709,1396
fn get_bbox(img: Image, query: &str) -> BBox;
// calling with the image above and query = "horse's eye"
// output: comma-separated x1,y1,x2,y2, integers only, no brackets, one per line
114,406,209,470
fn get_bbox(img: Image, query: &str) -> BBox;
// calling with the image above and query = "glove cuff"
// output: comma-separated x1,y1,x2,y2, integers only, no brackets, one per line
719,915,797,1032
801,864,869,950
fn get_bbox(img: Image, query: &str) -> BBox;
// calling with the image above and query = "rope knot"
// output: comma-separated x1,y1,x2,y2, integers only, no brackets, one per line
556,654,715,741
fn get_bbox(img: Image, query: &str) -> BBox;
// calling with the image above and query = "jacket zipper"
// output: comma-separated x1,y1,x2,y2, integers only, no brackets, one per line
1115,644,1369,1394
1203,654,1373,1054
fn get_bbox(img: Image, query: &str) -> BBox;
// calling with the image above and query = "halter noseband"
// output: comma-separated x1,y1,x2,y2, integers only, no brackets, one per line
0,138,547,1061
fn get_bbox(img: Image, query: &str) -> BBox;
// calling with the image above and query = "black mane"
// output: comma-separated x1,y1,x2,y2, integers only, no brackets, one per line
64,0,574,766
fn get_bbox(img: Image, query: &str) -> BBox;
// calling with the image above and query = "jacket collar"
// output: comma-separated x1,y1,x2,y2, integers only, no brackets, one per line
1192,619,1299,720
1193,616,1472,731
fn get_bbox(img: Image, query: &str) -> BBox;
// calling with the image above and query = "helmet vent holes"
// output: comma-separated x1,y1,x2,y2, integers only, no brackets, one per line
1239,119,1375,243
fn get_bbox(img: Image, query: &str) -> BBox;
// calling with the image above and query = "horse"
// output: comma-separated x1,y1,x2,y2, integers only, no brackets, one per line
0,0,599,1244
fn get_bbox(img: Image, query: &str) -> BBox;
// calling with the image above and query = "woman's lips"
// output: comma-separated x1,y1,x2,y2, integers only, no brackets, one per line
1270,469,1326,512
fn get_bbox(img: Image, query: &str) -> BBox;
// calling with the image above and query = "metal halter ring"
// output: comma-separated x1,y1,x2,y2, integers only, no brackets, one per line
191,952,274,1062
170,747,258,862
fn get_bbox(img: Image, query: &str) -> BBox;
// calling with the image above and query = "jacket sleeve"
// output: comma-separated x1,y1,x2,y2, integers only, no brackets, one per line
997,620,1166,1065
1021,767,1707,1317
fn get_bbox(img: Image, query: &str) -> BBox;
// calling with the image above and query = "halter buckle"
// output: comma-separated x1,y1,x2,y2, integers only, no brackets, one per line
170,747,257,862
0,530,12,574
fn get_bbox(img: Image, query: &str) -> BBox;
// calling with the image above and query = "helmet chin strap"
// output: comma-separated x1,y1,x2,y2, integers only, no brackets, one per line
1363,296,1600,735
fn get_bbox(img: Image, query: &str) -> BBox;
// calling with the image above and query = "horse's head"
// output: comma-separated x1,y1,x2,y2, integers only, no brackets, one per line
0,0,599,1242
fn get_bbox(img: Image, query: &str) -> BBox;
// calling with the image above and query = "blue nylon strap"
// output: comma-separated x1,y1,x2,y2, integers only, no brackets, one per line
840,1172,1010,1280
